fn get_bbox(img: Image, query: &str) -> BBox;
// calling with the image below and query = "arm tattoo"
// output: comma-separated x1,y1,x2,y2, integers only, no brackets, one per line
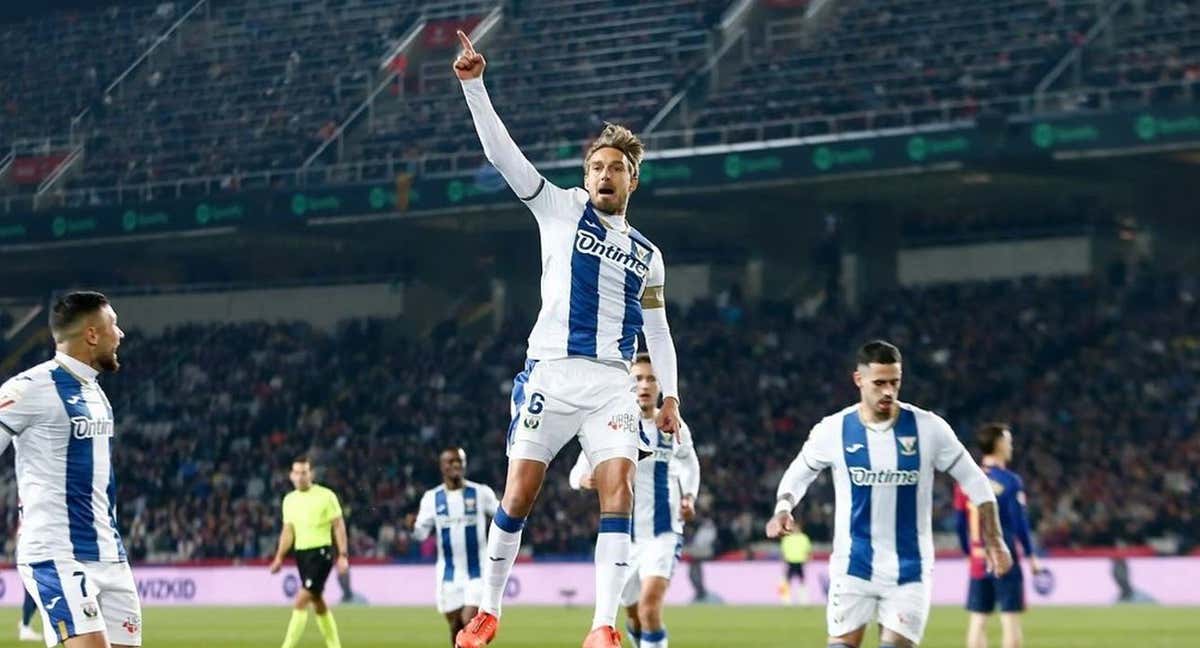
977,501,1003,545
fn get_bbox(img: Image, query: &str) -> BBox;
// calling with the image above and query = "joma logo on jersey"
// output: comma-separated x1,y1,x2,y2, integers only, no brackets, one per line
70,416,114,440
574,230,650,278
848,467,919,486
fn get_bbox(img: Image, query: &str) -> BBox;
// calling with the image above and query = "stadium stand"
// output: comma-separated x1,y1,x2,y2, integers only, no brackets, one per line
3,274,1194,562
692,0,1102,141
361,0,728,172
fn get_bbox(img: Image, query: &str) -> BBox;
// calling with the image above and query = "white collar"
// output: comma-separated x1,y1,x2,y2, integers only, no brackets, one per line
55,351,99,383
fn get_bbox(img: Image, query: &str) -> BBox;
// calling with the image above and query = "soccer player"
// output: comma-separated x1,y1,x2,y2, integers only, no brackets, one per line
452,29,683,648
412,448,499,647
779,528,812,605
0,291,142,648
766,341,1013,648
955,423,1043,648
568,354,700,648
269,457,347,648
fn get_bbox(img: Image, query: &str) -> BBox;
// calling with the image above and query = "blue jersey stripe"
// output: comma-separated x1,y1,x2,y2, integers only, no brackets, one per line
463,486,481,579
842,412,873,581
619,237,644,360
51,368,100,561
435,490,455,582
566,206,605,357
506,360,537,449
653,433,672,536
29,560,75,641
894,409,922,584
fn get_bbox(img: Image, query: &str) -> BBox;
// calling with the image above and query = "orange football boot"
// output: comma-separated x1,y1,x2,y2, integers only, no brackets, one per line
455,611,499,648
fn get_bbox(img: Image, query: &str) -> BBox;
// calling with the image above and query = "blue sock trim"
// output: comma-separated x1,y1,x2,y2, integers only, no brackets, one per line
625,620,641,640
598,515,632,534
494,505,526,533
643,628,666,642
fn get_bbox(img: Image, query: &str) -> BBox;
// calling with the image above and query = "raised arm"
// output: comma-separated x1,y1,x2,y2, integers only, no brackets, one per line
454,30,543,200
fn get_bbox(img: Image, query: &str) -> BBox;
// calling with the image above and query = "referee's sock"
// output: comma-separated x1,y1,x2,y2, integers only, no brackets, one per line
281,610,307,648
481,505,526,617
315,610,342,648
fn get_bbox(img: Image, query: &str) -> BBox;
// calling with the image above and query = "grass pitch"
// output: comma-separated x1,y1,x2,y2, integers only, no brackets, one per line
2,604,1194,647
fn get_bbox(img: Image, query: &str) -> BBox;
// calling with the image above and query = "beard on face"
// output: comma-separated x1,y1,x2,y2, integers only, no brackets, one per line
97,348,120,372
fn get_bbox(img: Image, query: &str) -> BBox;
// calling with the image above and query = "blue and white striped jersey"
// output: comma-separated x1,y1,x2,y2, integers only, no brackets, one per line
460,77,666,365
571,418,700,540
413,481,498,584
780,402,973,586
522,184,665,363
0,353,126,564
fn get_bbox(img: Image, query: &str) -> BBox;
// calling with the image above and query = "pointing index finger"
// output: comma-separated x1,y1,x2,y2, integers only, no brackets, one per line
457,29,475,55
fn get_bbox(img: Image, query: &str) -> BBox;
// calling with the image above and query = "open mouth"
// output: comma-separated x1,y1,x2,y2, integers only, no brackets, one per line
598,187,615,196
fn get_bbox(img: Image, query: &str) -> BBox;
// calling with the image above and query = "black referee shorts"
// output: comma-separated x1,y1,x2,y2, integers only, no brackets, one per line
785,561,806,580
294,545,334,596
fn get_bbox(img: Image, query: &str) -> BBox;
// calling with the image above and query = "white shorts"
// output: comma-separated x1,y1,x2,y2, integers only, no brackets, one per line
19,559,143,648
826,574,931,644
506,358,640,466
620,533,682,607
437,578,483,614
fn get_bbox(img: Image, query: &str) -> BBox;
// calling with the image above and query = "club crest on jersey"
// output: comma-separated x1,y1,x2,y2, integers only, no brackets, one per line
897,436,918,456
82,602,99,619
71,416,114,440
464,498,477,515
574,230,650,278
991,480,1006,496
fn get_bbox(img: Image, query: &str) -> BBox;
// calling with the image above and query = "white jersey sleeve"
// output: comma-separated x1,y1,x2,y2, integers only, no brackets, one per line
412,490,436,542
673,423,700,499
460,77,579,225
927,413,995,505
0,375,42,435
479,484,500,517
775,419,836,513
568,450,593,490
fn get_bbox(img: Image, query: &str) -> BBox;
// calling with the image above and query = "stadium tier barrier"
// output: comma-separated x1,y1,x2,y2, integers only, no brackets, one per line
0,557,1195,607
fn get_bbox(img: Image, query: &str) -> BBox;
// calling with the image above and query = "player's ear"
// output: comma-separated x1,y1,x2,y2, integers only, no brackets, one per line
629,174,639,193
852,369,862,388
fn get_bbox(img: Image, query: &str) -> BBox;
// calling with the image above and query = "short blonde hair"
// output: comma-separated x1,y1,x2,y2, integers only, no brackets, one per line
584,122,644,178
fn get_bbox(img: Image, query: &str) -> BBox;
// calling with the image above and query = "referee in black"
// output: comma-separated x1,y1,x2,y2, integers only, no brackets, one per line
269,456,348,648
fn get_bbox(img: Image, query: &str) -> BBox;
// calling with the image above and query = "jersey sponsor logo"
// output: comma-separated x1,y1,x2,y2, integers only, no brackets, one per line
897,436,918,455
608,412,638,434
70,416,114,440
848,467,920,486
574,229,651,278
122,616,141,635
844,443,864,453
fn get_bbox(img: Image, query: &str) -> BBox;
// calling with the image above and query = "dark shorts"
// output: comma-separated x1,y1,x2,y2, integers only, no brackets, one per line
785,561,806,580
295,546,334,596
967,568,1025,613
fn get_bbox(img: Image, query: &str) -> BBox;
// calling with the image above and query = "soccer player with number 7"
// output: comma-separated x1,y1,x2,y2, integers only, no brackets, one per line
451,29,684,648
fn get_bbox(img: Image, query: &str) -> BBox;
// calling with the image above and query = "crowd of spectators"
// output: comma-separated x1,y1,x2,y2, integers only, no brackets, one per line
2,273,1195,563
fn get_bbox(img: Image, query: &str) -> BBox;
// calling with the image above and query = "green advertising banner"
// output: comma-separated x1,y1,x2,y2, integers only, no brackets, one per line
1,105,1198,247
